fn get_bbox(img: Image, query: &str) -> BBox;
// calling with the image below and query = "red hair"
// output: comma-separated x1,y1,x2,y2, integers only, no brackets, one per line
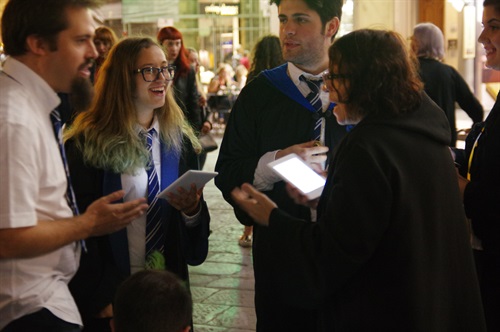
156,26,191,79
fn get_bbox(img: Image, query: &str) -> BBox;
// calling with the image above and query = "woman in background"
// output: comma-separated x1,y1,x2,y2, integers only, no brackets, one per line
157,27,210,169
247,35,284,83
91,26,118,83
65,37,210,332
411,22,483,147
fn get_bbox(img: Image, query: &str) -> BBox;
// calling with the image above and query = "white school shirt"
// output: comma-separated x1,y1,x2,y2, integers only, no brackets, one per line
0,57,81,329
122,121,200,274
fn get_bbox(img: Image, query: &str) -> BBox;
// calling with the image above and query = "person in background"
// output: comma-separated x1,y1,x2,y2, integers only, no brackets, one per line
187,47,208,111
215,0,349,330
111,270,192,332
411,22,483,147
91,26,118,84
247,35,284,83
237,34,286,248
233,64,248,91
187,47,213,169
0,1,148,331
457,0,500,330
207,63,235,94
231,28,486,332
64,37,210,332
156,27,208,151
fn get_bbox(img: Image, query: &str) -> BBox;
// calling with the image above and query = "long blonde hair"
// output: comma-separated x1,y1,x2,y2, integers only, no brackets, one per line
65,37,200,174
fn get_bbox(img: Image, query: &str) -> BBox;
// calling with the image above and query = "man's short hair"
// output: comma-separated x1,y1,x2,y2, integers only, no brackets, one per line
1,0,99,56
269,0,343,26
113,270,192,332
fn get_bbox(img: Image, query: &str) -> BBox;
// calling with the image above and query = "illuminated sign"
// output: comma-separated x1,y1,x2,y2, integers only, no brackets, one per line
205,4,239,16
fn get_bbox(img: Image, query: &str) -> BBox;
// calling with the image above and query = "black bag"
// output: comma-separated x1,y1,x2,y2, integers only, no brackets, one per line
199,133,218,153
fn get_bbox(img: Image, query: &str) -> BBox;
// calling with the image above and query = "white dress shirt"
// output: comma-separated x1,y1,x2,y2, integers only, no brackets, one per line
0,57,81,329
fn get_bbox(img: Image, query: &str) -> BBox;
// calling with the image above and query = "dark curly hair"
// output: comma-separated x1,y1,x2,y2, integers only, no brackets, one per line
270,0,343,32
328,29,423,120
247,35,284,82
484,0,500,13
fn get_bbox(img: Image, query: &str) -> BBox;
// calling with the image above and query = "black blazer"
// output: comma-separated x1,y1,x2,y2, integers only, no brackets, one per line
66,137,210,319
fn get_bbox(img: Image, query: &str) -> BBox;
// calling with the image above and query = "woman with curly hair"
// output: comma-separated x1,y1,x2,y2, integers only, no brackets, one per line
231,29,485,331
247,35,284,83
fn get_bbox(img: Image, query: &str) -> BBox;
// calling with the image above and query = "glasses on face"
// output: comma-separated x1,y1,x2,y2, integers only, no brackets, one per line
135,65,176,82
321,70,349,92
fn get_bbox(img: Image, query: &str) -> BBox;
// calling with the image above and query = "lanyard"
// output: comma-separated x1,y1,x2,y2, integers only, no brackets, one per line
467,127,485,181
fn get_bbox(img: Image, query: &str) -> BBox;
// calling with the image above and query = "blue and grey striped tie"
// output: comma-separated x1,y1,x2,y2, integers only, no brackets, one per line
144,129,164,258
299,75,323,142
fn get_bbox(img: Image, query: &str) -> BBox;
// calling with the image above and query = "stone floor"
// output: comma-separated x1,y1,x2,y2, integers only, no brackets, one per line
190,135,256,332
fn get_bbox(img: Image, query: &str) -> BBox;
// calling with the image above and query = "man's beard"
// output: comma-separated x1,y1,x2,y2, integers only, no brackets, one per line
70,76,94,113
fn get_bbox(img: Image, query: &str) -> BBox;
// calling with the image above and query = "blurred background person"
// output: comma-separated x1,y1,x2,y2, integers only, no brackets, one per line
111,270,192,332
247,35,284,83
411,22,483,147
231,28,486,332
233,64,248,91
91,26,118,84
237,34,285,248
457,0,500,330
64,37,210,332
157,26,207,170
207,63,234,94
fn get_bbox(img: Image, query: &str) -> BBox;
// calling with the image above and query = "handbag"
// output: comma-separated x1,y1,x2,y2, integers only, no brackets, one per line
198,133,218,153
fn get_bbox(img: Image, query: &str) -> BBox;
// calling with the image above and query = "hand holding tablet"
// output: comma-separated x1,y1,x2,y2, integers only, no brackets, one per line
268,153,326,200
157,170,218,199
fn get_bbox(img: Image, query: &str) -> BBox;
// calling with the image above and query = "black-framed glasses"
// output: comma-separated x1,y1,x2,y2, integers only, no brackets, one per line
135,65,176,82
321,70,349,92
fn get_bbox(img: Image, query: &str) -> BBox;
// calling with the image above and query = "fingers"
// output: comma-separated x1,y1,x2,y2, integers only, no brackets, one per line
100,190,126,203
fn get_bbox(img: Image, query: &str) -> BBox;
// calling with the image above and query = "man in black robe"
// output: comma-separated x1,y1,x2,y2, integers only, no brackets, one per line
215,0,348,330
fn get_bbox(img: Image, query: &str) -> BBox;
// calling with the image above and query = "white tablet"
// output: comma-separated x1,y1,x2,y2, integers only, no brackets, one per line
157,170,218,199
267,153,326,200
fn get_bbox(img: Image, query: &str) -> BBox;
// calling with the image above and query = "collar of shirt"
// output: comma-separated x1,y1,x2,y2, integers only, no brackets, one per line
287,62,330,112
2,57,61,115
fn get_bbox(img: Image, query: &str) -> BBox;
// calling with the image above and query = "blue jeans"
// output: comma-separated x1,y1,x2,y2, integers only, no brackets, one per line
2,308,80,332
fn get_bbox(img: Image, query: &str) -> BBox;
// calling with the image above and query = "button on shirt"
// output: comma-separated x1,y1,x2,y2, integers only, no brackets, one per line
0,57,81,329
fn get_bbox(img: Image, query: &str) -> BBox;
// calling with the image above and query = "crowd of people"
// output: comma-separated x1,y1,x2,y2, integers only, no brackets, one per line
1,0,499,331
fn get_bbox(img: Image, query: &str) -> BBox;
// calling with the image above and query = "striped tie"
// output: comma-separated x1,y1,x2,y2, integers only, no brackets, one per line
144,129,165,258
50,109,86,251
299,75,323,142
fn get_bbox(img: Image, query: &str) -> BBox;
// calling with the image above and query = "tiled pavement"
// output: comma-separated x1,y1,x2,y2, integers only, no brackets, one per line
190,135,257,332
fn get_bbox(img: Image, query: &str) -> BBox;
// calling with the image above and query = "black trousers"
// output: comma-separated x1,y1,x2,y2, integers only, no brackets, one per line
3,308,80,332
474,249,500,332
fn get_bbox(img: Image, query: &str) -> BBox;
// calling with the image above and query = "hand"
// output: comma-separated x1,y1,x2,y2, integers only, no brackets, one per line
199,95,207,107
285,183,319,209
231,183,278,226
166,184,203,216
95,304,113,318
83,190,148,237
276,141,329,173
201,121,212,135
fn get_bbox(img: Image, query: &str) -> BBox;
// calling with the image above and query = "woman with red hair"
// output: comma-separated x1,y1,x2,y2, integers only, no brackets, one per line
157,27,211,169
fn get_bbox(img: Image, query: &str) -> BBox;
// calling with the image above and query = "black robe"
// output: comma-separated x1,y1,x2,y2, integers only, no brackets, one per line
215,64,348,331
267,94,486,331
